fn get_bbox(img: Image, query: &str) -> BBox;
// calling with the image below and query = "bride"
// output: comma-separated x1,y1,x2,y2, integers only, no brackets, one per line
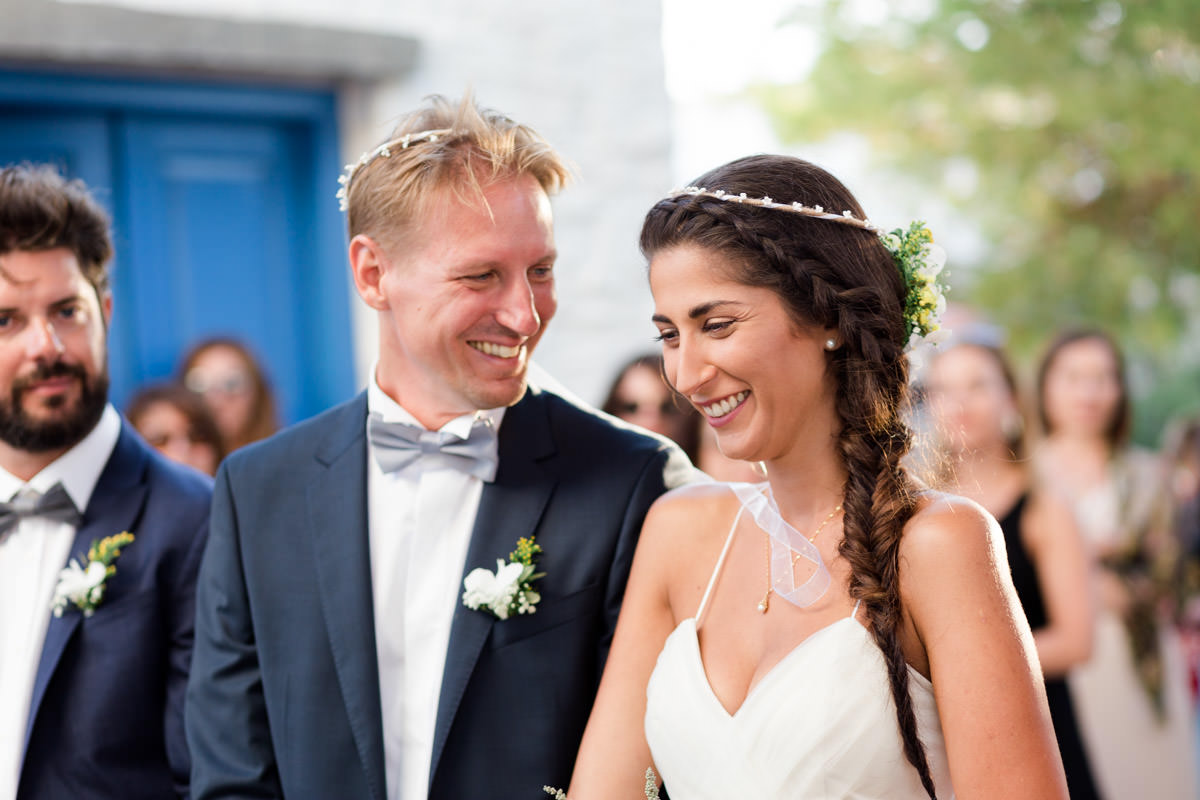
568,155,1067,799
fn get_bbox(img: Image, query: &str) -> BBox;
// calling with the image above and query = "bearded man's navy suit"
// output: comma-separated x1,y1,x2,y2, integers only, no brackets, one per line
187,385,692,799
16,424,211,800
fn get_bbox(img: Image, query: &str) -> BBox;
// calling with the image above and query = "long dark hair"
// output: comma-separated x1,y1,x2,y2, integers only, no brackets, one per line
1036,327,1130,450
641,155,936,797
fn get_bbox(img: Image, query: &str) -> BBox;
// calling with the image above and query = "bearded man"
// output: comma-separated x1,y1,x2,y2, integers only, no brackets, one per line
0,163,211,800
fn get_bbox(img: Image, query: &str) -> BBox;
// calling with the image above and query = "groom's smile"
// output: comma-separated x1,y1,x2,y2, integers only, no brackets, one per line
467,340,523,359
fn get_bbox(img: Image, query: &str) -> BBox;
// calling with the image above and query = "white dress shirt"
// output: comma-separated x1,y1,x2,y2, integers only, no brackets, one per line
0,404,121,799
366,375,505,800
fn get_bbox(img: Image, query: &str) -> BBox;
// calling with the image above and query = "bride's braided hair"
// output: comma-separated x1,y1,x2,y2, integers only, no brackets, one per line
640,155,936,798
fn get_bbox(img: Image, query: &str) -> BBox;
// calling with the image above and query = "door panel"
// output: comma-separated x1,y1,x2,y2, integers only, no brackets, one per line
0,112,112,189
0,78,352,424
119,116,306,422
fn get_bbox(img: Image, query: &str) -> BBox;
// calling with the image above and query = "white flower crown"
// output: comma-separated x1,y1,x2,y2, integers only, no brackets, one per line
335,127,455,212
668,186,879,231
664,187,949,350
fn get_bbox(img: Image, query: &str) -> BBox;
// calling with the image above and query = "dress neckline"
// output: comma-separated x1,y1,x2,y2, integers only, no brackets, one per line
681,614,864,718
674,613,934,720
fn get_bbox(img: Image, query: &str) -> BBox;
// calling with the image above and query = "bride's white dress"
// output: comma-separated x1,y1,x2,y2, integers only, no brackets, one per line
644,501,955,799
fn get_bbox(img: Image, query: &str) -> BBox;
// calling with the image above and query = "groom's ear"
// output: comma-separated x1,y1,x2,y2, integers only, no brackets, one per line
349,234,391,311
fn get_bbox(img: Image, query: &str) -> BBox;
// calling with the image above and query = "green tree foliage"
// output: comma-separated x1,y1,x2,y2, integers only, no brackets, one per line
759,0,1200,440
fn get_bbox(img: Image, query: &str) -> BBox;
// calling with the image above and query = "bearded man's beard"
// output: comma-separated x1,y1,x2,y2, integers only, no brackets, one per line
0,360,109,452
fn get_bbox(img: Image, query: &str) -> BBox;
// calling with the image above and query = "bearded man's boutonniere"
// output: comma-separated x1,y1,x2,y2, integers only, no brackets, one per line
51,531,135,618
462,535,545,620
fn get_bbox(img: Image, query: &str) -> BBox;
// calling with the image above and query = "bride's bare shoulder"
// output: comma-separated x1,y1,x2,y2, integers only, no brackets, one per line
642,480,748,546
912,489,992,522
649,480,745,519
900,490,1004,585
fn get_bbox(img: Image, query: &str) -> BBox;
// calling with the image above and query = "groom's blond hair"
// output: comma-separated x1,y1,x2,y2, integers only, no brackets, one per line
343,93,572,248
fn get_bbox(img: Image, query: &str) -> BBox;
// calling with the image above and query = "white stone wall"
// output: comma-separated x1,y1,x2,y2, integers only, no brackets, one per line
64,0,673,406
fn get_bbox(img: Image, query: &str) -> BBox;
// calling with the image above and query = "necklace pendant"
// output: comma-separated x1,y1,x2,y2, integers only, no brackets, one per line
757,592,770,614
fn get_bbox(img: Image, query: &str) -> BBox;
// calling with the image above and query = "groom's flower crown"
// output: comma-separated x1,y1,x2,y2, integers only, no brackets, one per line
336,127,455,212
662,186,949,350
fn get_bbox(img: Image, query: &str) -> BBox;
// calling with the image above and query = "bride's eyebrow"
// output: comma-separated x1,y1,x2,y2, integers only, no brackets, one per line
651,300,745,326
687,300,743,318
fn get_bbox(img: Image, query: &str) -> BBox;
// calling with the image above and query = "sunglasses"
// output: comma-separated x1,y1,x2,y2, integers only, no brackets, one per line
616,400,684,417
145,429,214,449
185,369,251,397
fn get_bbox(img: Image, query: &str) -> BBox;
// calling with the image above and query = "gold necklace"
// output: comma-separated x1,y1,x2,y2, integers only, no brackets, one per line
757,504,842,613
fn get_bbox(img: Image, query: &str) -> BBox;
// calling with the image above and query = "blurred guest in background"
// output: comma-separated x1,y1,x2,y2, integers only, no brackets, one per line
602,353,699,461
1165,416,1200,603
126,382,224,476
925,340,1099,799
1035,328,1198,799
1163,415,1200,710
178,337,278,454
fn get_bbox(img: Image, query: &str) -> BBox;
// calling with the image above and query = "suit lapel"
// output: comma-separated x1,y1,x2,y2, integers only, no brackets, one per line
429,388,558,785
25,425,149,750
305,394,387,800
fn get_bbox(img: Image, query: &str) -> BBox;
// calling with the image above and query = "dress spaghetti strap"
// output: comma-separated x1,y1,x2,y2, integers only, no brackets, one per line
849,598,862,620
695,503,746,628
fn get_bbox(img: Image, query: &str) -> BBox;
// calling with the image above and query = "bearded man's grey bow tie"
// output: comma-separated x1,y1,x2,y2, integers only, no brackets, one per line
0,482,83,537
367,414,499,482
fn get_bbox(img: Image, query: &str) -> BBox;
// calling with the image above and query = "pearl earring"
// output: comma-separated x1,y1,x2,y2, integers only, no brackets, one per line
824,338,837,351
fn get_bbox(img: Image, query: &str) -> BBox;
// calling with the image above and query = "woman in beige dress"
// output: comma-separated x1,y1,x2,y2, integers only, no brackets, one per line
1035,328,1198,799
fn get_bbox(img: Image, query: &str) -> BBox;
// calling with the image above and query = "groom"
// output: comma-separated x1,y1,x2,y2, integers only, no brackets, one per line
186,95,692,799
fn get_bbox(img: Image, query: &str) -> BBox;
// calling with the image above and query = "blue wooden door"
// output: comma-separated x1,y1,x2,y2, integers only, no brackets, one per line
118,116,312,423
0,112,112,187
0,74,352,423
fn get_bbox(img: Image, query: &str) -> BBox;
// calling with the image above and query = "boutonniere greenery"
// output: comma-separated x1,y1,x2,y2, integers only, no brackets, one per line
51,532,135,618
462,535,544,620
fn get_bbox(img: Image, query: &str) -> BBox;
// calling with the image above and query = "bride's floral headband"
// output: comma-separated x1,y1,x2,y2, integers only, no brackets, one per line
665,187,949,350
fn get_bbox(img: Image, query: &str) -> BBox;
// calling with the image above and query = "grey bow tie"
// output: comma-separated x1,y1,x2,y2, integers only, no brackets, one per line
0,482,83,538
367,414,499,482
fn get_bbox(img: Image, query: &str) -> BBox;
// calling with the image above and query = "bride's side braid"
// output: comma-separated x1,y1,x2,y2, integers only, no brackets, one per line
833,307,936,799
641,154,937,798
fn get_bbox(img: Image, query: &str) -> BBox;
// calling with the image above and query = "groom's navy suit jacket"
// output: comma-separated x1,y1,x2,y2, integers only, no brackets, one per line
187,386,692,799
16,424,212,800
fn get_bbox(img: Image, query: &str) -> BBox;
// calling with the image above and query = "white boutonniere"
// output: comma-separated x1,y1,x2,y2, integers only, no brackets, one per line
51,531,135,618
462,536,544,620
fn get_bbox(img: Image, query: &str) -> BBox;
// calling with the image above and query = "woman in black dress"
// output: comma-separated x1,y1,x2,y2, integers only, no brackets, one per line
925,341,1101,798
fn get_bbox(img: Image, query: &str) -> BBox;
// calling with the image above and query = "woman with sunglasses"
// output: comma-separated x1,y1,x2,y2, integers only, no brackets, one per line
178,337,279,455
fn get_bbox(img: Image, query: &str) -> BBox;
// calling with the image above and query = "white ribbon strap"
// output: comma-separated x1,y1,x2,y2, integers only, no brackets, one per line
729,482,831,608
